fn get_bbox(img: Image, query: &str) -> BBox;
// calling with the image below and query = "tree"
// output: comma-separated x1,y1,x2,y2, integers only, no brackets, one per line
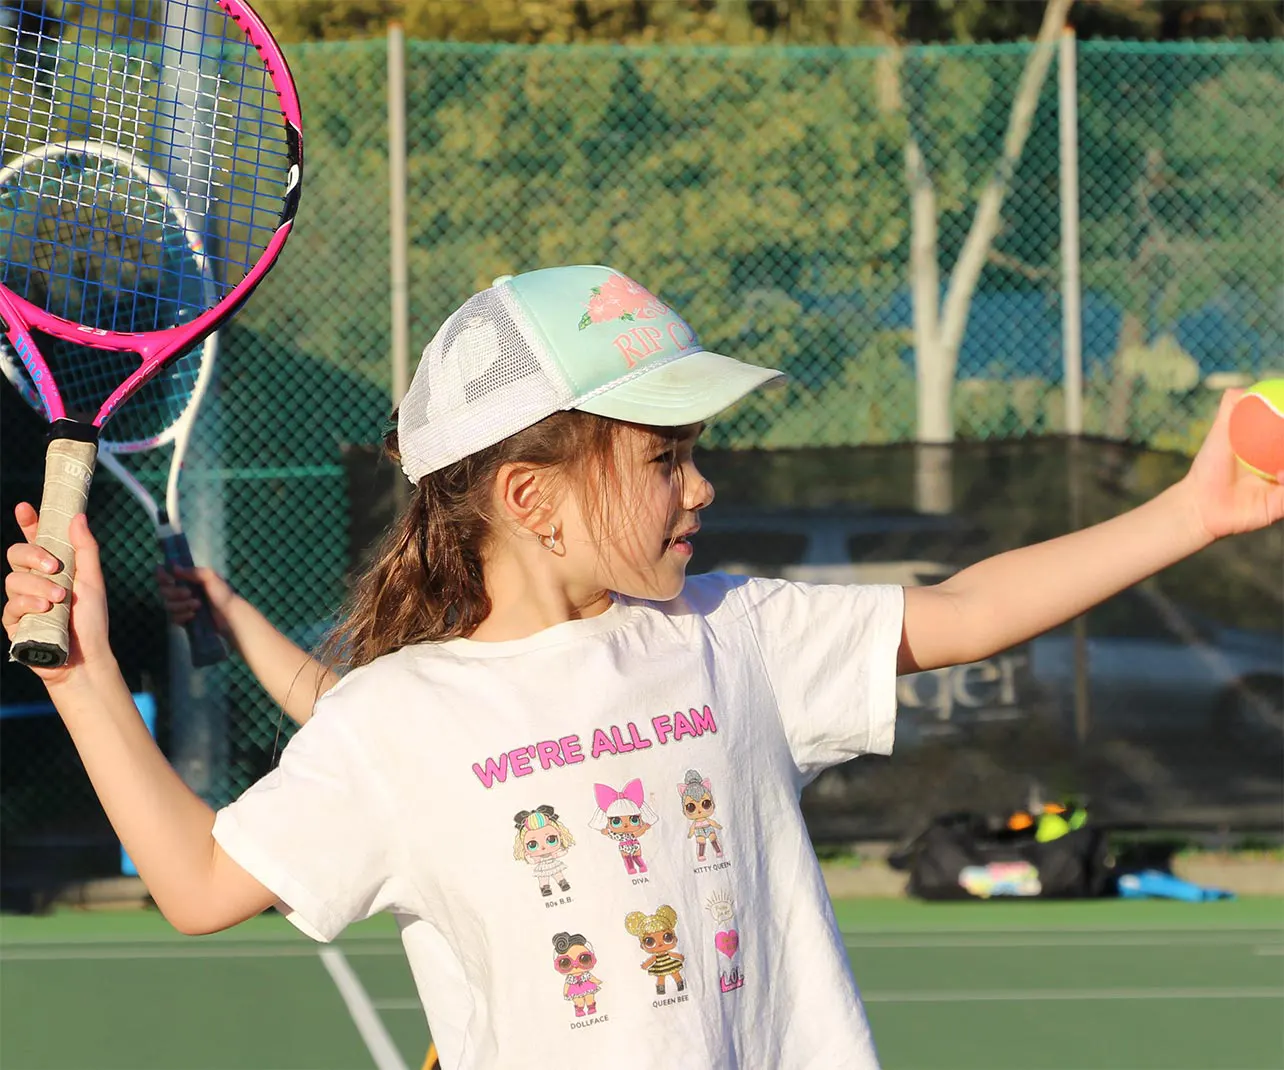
860,0,1071,509
1078,47,1283,450
252,0,1280,45
870,0,1072,451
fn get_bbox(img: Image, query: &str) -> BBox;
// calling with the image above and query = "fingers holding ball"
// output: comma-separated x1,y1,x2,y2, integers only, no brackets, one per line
1229,379,1284,483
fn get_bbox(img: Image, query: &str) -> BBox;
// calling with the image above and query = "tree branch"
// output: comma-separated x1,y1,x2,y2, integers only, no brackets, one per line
939,0,1074,357
987,249,1058,282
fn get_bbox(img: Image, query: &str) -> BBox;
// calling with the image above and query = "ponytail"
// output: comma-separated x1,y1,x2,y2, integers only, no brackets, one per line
330,466,492,667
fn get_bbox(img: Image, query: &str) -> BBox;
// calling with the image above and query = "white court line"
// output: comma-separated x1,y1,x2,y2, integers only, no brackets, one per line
3,921,1277,948
842,932,1283,949
860,986,1284,1004
5,932,1280,961
1256,946,1284,956
839,923,1284,935
0,929,404,947
0,943,404,962
318,947,410,1070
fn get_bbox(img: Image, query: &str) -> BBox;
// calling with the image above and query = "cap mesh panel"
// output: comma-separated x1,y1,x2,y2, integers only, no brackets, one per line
399,284,575,480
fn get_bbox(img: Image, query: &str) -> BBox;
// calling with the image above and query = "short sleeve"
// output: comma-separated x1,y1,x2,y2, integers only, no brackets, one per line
735,578,904,781
212,698,399,942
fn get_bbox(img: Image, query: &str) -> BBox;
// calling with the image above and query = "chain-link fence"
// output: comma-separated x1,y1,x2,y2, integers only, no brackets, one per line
2,36,1281,887
1078,43,1282,451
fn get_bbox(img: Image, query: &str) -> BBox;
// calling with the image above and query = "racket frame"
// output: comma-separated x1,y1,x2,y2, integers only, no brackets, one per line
2,0,302,667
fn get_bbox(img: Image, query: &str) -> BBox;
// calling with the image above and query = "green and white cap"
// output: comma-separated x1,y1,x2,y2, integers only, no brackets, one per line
397,265,784,482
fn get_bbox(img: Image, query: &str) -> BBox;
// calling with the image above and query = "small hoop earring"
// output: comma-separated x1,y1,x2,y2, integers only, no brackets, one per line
537,524,560,552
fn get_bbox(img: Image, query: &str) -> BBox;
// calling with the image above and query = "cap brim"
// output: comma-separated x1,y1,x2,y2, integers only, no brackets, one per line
574,351,785,427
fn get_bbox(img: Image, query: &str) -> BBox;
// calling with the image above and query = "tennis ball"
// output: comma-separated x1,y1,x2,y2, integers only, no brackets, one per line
1035,813,1071,843
1228,379,1284,483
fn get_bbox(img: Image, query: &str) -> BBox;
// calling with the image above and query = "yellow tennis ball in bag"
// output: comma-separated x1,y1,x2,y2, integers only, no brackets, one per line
1035,813,1071,843
1228,379,1284,483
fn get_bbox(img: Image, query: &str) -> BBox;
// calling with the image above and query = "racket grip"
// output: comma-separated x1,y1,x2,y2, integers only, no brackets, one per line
9,433,98,669
160,532,229,668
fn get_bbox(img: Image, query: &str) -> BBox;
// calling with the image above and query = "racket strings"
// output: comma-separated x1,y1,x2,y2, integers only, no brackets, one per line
1,153,210,439
2,0,294,310
12,153,200,331
1,326,204,448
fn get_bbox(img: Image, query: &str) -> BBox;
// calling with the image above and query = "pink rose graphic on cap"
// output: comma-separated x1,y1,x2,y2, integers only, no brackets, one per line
578,273,670,330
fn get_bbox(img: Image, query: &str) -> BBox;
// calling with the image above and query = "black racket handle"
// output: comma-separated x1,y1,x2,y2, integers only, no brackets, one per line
160,532,229,668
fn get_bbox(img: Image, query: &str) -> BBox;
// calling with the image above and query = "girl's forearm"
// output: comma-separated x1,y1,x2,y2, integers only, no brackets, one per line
219,594,339,724
46,665,229,932
926,481,1211,665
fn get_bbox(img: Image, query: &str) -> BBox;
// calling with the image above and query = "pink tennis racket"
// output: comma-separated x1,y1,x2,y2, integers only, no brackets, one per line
1,0,302,668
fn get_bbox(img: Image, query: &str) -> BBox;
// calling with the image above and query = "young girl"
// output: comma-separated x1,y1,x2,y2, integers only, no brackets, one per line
5,264,1281,1070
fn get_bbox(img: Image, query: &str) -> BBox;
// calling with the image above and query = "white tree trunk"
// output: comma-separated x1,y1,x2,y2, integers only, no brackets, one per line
912,0,1075,448
907,134,956,512
907,135,952,444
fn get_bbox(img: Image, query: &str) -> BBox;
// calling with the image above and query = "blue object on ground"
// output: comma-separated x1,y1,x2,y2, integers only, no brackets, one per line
1117,869,1236,902
120,693,157,877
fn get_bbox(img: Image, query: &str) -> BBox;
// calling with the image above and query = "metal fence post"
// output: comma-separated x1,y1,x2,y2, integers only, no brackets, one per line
1059,26,1083,437
387,23,410,513
388,22,410,412
160,0,227,804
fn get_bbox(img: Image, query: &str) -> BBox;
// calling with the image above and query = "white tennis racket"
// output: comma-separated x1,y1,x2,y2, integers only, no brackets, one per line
0,142,228,667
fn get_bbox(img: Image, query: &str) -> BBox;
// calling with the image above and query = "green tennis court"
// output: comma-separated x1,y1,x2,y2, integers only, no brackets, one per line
3,897,1282,1070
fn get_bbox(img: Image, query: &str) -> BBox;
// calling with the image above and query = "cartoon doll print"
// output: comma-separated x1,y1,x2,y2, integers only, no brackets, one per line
623,905,686,996
678,768,724,861
513,806,575,898
704,889,745,992
589,779,658,876
552,931,603,1018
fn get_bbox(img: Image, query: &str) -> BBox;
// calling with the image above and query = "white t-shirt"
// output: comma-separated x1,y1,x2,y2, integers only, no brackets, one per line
213,573,903,1069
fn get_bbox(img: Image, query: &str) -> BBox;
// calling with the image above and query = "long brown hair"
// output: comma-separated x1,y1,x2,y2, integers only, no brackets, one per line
327,410,677,669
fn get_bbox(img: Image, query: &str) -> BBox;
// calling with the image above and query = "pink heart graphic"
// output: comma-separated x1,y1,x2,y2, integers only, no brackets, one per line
714,929,739,959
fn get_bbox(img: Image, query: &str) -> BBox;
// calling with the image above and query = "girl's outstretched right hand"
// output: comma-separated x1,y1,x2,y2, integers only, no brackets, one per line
4,502,114,685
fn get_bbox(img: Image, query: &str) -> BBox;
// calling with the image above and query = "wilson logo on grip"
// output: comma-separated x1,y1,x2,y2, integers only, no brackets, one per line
57,457,95,497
